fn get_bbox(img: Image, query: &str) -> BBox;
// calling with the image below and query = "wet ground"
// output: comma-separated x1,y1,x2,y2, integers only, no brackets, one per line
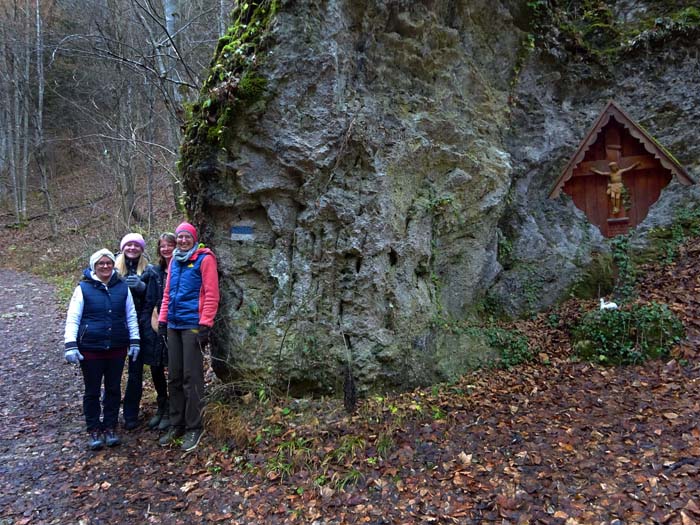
2,268,699,525
0,269,208,524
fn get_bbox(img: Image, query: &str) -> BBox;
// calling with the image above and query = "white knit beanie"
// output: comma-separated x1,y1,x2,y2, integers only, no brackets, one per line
89,248,116,271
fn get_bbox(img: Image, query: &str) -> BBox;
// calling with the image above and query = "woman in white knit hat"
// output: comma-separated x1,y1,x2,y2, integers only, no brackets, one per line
64,249,140,450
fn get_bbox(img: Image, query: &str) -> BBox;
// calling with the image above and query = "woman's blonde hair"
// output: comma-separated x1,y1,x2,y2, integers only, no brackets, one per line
114,251,149,276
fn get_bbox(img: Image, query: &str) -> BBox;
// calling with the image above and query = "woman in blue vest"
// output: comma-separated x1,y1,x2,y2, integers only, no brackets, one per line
64,248,140,450
157,222,219,452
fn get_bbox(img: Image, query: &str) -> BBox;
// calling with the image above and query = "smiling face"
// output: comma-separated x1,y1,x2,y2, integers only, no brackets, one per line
122,241,144,260
94,256,114,283
159,239,175,262
176,231,195,251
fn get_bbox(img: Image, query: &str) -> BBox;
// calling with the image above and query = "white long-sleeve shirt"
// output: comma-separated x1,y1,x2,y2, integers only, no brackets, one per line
64,271,140,347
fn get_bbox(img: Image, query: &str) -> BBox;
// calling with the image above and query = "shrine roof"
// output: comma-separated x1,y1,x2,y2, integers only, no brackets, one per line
548,100,694,198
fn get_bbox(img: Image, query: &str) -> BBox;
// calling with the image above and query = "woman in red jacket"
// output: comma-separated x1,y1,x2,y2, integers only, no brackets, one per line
157,222,219,452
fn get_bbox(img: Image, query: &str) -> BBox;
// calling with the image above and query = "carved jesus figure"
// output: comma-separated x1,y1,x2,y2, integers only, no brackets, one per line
591,161,640,214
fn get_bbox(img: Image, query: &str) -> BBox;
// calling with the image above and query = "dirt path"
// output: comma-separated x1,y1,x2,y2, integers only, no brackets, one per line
2,269,700,525
0,269,80,523
0,270,207,524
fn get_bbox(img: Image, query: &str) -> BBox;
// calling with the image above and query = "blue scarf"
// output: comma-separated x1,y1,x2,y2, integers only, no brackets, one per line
173,246,197,263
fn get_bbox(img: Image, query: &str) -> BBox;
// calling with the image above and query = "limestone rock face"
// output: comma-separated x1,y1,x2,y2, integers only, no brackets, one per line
186,0,700,392
489,4,700,316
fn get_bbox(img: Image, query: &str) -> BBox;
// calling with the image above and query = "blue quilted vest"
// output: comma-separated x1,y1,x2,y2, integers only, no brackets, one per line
78,271,131,351
167,253,207,329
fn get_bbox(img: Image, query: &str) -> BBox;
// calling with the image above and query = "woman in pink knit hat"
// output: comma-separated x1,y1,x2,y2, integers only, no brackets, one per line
115,232,155,430
157,222,219,452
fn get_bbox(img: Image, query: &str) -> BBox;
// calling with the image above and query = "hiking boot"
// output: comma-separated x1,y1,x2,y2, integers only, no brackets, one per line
88,431,104,451
181,429,204,452
158,427,185,447
157,416,171,431
105,429,121,447
149,400,169,430
123,419,139,431
147,413,162,429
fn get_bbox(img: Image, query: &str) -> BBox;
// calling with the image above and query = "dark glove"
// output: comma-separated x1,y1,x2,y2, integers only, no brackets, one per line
196,325,210,346
158,322,168,339
125,275,146,294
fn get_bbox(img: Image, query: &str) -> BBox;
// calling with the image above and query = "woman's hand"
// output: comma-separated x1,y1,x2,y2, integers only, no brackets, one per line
195,325,210,346
128,344,140,362
65,348,84,364
125,275,146,294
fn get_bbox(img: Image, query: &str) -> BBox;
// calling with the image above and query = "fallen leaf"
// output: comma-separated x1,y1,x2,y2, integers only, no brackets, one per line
180,480,198,493
685,499,700,515
457,451,472,465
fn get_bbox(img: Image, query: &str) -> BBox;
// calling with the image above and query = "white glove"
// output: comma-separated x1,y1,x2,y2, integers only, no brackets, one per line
128,344,140,362
65,348,84,364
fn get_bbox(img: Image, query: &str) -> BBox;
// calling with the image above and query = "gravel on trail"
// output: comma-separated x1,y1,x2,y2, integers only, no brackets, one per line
0,269,212,525
2,268,700,525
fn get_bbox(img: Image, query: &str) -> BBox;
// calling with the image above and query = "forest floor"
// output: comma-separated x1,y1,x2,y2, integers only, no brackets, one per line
1,237,700,525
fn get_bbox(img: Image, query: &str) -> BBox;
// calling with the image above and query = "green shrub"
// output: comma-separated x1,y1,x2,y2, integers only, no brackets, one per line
573,302,684,365
484,327,534,369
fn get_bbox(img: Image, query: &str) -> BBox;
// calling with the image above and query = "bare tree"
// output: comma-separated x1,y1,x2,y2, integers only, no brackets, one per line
34,0,57,236
1,0,235,233
0,0,32,225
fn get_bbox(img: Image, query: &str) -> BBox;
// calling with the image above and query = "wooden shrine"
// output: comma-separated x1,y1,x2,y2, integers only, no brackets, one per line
549,101,694,237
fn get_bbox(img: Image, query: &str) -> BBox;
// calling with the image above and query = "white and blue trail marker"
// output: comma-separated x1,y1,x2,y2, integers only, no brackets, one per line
230,224,255,241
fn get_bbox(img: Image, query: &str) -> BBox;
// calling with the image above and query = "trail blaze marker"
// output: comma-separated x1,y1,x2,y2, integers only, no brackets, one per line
230,224,255,241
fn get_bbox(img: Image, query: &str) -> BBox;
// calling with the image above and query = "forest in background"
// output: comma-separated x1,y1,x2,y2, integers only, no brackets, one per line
0,3,699,520
0,0,238,276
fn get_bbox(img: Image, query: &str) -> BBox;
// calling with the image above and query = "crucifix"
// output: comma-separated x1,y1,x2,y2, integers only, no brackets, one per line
570,126,650,218
591,161,640,214
549,100,692,238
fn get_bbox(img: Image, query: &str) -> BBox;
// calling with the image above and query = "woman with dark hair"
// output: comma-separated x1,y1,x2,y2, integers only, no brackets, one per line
64,249,140,450
143,232,176,430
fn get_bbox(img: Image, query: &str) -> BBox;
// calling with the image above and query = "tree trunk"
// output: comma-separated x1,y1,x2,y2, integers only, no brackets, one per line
34,0,57,237
18,0,31,224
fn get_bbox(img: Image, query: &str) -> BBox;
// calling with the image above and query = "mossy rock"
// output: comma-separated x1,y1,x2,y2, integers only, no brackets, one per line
569,251,615,300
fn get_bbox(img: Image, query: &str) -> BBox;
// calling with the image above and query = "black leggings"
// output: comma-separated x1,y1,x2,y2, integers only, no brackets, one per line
151,365,168,409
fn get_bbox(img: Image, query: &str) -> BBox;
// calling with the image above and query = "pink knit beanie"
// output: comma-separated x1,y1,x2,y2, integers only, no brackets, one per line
120,232,146,251
175,222,198,244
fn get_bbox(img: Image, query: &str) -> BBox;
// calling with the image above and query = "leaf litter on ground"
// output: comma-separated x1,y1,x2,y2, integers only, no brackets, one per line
1,236,700,523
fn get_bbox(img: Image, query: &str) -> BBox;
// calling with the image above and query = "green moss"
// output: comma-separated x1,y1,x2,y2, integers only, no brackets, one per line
638,206,700,266
677,6,700,24
529,1,700,65
568,251,615,300
497,233,514,269
179,0,280,221
238,72,268,102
